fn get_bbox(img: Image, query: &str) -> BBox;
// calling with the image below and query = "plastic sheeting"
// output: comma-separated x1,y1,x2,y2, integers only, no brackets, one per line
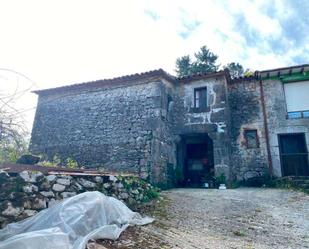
0,191,154,249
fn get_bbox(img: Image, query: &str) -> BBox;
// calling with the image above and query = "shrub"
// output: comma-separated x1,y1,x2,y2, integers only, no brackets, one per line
240,176,273,187
215,173,226,186
65,158,78,169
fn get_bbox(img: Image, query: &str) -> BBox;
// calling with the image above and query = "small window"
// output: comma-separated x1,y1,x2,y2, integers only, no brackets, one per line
194,87,207,109
244,130,259,148
287,111,302,119
284,81,309,119
304,111,309,118
287,110,309,119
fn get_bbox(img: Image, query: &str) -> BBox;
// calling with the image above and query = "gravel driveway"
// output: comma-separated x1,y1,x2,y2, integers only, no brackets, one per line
94,188,309,249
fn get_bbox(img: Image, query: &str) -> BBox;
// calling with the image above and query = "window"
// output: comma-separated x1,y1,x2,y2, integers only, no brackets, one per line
194,87,207,109
284,81,309,119
244,129,259,148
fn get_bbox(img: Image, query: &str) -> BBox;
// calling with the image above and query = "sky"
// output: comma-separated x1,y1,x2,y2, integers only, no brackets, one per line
0,0,308,133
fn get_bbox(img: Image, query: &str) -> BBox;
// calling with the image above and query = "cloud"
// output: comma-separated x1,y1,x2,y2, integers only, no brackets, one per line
255,0,309,63
178,19,201,39
1,0,309,129
144,9,160,21
233,12,260,48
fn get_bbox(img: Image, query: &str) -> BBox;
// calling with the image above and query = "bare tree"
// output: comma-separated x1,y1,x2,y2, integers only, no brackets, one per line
0,69,36,163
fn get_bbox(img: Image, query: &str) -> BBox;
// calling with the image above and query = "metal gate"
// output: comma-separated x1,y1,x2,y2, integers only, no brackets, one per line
278,133,309,176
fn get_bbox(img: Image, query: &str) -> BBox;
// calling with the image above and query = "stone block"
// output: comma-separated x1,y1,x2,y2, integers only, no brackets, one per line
109,175,117,182
19,171,44,183
22,184,39,193
52,183,66,192
56,178,71,186
46,175,57,182
77,178,96,188
94,176,103,183
20,209,38,219
119,192,129,199
2,202,24,217
32,196,47,210
40,191,55,198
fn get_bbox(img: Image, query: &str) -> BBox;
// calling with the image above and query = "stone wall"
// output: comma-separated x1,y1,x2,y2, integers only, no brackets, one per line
30,69,309,185
0,170,158,228
228,80,269,181
148,79,177,187
30,77,176,185
262,79,309,177
30,74,234,184
173,76,232,180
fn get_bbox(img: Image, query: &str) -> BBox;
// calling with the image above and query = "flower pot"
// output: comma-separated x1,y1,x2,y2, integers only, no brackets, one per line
219,184,226,190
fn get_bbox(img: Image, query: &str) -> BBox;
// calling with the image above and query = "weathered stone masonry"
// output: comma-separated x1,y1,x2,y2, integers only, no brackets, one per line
0,168,157,228
30,74,178,185
228,80,269,180
30,66,309,185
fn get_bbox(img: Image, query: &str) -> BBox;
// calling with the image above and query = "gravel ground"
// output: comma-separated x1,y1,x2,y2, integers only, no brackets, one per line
93,188,309,249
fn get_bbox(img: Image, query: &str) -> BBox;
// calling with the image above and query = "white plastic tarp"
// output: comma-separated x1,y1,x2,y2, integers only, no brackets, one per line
0,191,154,249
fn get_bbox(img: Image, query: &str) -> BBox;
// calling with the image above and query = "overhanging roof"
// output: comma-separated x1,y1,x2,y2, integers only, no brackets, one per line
230,63,309,83
259,64,309,79
33,63,309,94
33,69,176,95
33,69,229,95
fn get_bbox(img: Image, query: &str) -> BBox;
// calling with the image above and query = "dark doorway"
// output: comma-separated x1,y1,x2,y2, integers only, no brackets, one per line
177,134,214,187
278,133,309,176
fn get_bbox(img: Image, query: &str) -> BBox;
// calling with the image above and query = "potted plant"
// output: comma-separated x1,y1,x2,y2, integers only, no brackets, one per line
215,173,227,190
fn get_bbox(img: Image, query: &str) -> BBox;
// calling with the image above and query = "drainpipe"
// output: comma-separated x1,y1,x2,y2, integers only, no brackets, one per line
259,79,273,178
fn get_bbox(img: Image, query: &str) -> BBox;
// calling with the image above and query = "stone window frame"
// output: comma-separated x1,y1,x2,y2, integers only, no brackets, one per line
194,87,207,108
244,129,259,149
191,87,209,113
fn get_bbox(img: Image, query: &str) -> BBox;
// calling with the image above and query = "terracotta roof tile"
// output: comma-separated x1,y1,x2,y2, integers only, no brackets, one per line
32,64,309,94
33,69,176,95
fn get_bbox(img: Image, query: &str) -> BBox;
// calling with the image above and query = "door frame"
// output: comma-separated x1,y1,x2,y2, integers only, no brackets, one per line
278,132,309,176
176,133,214,187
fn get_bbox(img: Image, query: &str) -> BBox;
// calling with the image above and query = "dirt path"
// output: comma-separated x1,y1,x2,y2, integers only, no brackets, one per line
94,188,309,249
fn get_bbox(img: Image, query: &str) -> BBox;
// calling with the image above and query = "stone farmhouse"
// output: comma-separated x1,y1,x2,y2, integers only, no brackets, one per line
29,64,309,187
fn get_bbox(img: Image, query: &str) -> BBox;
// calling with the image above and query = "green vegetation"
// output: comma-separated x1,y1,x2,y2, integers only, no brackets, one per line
0,137,28,164
39,155,61,167
269,177,309,194
143,188,160,202
233,230,246,237
176,46,219,77
223,62,244,79
39,155,79,169
65,157,78,169
175,45,249,79
214,173,226,186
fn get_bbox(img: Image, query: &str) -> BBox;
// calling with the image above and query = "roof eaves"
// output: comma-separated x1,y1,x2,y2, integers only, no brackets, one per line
259,64,309,74
33,69,176,95
229,63,309,84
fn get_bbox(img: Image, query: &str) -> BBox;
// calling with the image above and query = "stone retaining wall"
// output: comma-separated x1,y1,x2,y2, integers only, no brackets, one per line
0,170,158,228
